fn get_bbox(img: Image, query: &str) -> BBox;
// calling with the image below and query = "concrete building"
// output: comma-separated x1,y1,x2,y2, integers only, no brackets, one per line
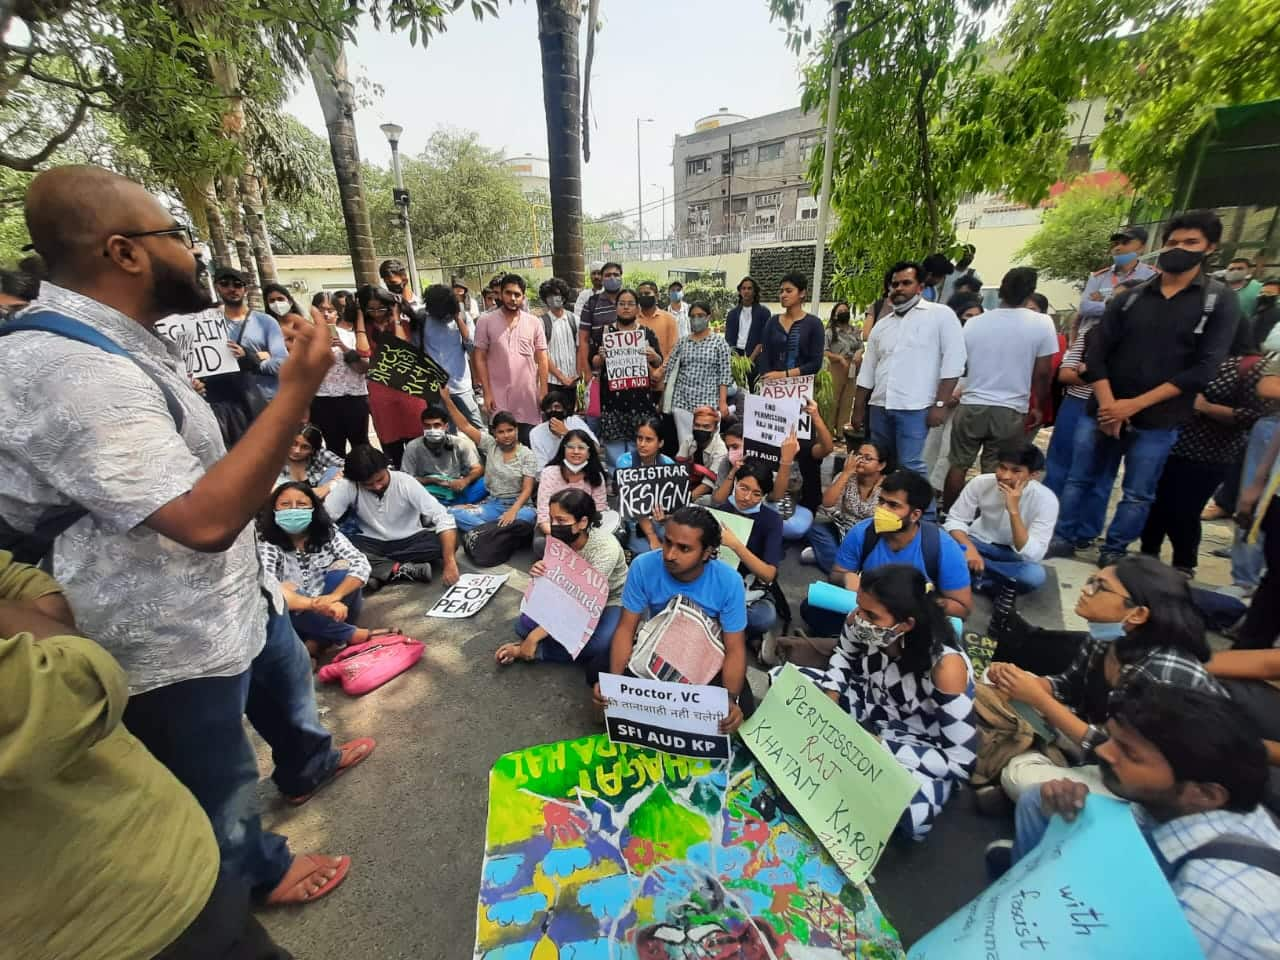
672,106,822,244
501,154,551,198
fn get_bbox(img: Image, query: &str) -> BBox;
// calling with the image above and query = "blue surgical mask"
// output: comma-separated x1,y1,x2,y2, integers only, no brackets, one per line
1112,251,1138,267
1087,620,1128,643
603,277,622,293
736,500,762,516
275,507,313,534
670,290,684,303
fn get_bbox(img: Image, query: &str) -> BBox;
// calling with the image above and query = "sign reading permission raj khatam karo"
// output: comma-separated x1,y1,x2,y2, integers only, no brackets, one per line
615,464,690,519
602,327,650,391
366,339,450,397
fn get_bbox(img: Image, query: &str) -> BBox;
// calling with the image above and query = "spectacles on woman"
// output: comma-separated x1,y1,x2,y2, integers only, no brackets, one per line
734,481,765,501
1082,575,1136,606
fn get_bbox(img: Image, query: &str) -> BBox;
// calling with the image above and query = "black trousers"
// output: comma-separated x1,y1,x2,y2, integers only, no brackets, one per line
1140,456,1226,570
308,395,370,458
1236,499,1280,650
153,873,291,960
352,528,444,582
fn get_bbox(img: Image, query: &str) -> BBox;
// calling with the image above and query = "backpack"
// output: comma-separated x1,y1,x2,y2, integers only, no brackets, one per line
316,634,423,695
0,310,187,564
461,519,535,567
858,519,943,587
1166,835,1280,879
1121,274,1228,335
629,594,726,685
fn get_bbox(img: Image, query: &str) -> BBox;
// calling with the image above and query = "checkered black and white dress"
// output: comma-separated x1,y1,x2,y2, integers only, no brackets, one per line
798,632,977,840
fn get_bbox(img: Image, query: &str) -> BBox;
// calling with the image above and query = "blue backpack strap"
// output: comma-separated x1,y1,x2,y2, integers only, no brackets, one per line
919,519,942,587
2,310,185,430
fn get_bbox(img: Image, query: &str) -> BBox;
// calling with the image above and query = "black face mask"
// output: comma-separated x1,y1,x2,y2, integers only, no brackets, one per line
384,278,404,294
549,522,578,544
637,294,657,310
543,408,566,423
692,428,714,447
1257,294,1276,312
834,312,850,323
1155,247,1205,274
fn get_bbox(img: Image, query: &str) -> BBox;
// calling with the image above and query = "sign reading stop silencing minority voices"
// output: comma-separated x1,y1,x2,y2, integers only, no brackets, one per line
602,327,650,391
155,309,239,378
740,663,917,884
615,464,690,520
519,536,609,659
742,393,800,469
425,573,508,619
366,338,450,397
599,673,730,760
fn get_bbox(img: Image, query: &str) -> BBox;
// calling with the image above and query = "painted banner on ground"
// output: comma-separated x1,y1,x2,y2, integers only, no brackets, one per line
740,663,917,885
367,339,450,397
742,393,800,468
600,673,729,759
708,508,754,567
426,573,509,619
603,327,650,391
474,733,904,959
520,536,609,659
616,463,690,519
909,796,1201,959
156,309,239,378
758,374,814,439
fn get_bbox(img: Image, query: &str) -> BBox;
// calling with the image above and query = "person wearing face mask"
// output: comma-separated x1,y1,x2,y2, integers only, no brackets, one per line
378,258,420,318
802,469,972,638
437,390,540,532
245,283,301,399
667,281,690,338
710,458,784,647
538,277,580,411
824,301,862,433
635,280,678,362
1078,226,1157,325
679,406,731,502
787,563,975,840
661,301,733,450
529,390,599,471
534,430,610,555
276,424,346,499
497,488,627,668
591,288,664,467
257,481,397,662
419,283,483,432
1224,256,1261,318
1253,277,1280,353
1051,210,1239,568
719,422,745,485
354,284,424,469
982,555,1226,806
400,406,484,505
577,260,623,382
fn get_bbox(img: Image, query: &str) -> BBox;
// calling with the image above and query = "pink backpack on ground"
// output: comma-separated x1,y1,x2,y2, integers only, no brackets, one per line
316,635,423,695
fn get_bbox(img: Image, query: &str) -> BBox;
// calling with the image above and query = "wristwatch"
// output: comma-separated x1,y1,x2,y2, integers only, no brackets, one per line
934,400,946,408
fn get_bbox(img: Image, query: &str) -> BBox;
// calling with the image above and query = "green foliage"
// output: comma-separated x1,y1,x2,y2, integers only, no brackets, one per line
682,284,738,321
1001,0,1280,202
1016,182,1133,287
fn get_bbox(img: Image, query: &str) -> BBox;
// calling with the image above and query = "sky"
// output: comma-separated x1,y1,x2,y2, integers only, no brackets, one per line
283,0,827,234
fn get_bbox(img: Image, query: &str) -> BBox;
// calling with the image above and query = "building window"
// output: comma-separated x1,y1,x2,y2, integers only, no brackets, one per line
686,202,710,226
797,196,819,221
733,148,750,168
730,196,749,214
686,156,711,177
799,134,819,162
755,192,781,208
753,212,777,228
757,140,785,163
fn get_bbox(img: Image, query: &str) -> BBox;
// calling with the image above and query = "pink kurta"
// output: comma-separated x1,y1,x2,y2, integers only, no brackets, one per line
474,308,546,425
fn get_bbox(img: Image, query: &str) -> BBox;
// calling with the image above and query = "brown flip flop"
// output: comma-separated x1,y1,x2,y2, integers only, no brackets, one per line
284,737,376,806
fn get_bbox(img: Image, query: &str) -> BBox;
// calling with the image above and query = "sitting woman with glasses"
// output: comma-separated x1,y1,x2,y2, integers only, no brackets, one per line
353,284,424,468
275,423,345,499
980,555,1226,805
710,457,784,647
802,440,890,572
437,389,539,532
614,415,677,554
534,430,610,555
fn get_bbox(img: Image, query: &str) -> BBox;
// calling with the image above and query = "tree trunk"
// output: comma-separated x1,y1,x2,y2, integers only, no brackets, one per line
223,175,260,307
536,0,585,291
309,43,380,287
203,182,232,268
239,168,277,286
914,45,941,251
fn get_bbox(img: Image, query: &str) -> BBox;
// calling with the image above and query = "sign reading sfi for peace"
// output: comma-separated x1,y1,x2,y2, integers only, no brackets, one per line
367,340,450,398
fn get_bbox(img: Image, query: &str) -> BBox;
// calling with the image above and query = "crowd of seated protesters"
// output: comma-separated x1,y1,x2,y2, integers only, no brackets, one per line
437,391,539,531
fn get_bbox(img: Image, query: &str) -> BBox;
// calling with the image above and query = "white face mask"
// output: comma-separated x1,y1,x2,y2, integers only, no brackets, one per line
563,460,587,474
268,300,291,317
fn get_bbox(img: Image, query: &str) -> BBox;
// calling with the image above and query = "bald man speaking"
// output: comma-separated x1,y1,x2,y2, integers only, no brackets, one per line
0,166,366,915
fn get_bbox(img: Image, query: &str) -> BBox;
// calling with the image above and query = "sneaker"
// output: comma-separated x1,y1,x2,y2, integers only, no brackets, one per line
363,576,385,595
759,630,781,667
1211,546,1232,559
984,838,1014,880
1044,537,1076,559
390,561,432,584
1173,565,1195,580
1097,551,1125,569
987,583,1019,640
799,546,817,565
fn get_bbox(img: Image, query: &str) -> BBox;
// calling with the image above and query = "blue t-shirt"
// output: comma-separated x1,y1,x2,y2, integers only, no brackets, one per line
622,550,748,633
719,501,783,569
614,451,676,469
833,518,970,592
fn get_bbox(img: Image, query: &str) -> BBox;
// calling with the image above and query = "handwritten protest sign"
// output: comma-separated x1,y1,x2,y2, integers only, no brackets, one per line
602,327,650,391
758,374,814,438
520,536,609,659
909,796,1202,959
367,339,450,397
600,673,729,759
740,663,917,884
426,573,508,619
742,393,800,468
156,309,239,378
707,508,754,567
616,463,690,519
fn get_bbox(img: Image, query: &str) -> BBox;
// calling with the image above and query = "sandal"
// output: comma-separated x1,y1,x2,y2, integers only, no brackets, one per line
284,737,376,806
265,853,351,906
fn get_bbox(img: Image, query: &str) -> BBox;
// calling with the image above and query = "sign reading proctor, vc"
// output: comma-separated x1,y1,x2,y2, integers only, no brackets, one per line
600,673,729,760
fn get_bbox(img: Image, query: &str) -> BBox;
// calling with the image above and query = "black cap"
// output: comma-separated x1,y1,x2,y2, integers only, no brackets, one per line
214,266,247,284
1109,225,1148,245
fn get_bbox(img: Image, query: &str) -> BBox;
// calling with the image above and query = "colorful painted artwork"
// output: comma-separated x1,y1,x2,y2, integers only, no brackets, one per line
474,734,905,959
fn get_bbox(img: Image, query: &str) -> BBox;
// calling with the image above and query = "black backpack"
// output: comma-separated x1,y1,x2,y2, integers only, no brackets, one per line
462,520,535,567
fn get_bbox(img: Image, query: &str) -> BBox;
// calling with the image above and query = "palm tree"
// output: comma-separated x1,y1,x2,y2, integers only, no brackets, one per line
536,0,585,291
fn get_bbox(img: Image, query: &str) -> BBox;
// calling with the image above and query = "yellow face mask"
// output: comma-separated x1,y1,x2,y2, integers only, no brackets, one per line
873,505,904,534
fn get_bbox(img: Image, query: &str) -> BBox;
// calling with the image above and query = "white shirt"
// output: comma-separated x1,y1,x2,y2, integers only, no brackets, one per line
545,309,578,385
529,415,598,470
574,287,598,319
670,301,690,339
325,470,456,542
959,306,1060,413
856,299,966,410
943,474,1058,562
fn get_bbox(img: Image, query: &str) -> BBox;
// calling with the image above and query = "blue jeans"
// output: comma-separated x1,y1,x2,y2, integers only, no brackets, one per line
1043,394,1084,497
870,406,930,480
1012,785,1052,864
1056,416,1178,556
1233,416,1278,587
628,519,664,554
290,568,365,648
971,538,1047,593
605,439,635,471
427,476,487,505
782,505,813,540
746,598,777,635
516,604,622,662
1046,397,1113,545
805,521,843,573
449,497,536,531
449,388,485,431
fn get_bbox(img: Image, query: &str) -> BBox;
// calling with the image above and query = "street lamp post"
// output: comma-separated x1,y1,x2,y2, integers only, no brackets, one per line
811,2,850,312
650,182,666,255
380,121,421,297
636,117,654,260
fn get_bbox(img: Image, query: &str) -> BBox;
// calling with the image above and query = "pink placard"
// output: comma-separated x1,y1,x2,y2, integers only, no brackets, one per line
520,536,610,659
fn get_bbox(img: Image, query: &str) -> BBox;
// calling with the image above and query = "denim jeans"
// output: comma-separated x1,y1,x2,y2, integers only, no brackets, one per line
1055,416,1178,556
604,439,635,472
1048,399,1116,546
1232,416,1278,588
1012,785,1052,863
449,496,536,531
289,568,365,647
782,505,813,540
627,519,665,554
426,476,487,506
746,598,778,635
515,603,622,663
805,521,843,573
971,538,1047,593
449,388,484,431
1043,394,1086,498
870,406,930,480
